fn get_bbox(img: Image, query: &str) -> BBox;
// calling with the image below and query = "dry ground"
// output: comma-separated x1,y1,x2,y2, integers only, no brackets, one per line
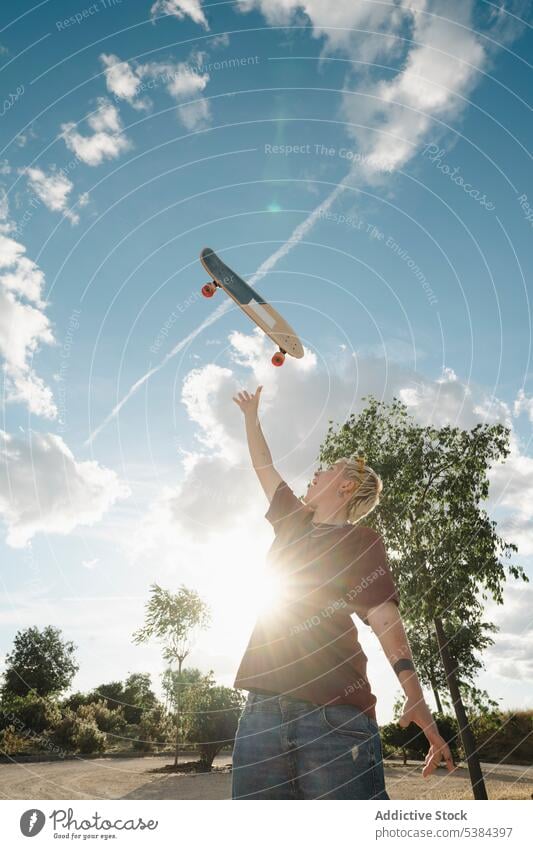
0,757,531,800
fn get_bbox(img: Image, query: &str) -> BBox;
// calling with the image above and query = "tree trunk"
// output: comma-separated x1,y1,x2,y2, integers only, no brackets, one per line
434,616,488,800
431,682,443,714
173,658,183,768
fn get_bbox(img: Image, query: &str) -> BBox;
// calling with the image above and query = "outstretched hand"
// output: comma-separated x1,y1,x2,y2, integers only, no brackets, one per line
232,385,263,416
398,698,456,779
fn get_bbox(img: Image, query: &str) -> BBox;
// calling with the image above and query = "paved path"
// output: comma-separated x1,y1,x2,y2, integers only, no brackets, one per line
0,757,531,800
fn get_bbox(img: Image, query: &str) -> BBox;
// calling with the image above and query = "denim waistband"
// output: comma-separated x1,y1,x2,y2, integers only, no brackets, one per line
245,690,379,729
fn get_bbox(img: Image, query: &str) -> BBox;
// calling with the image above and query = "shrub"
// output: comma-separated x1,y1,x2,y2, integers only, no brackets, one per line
470,709,533,765
132,706,173,753
76,700,125,733
61,692,93,712
49,709,79,750
181,678,244,769
74,721,106,755
380,713,460,763
0,693,61,735
0,725,31,755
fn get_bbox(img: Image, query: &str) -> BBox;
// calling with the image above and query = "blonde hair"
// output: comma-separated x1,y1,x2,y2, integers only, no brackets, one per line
338,456,383,524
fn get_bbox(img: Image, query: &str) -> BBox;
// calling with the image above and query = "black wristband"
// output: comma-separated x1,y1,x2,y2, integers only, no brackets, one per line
393,658,415,676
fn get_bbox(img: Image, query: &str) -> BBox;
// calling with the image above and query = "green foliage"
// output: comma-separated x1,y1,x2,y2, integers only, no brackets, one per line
73,721,107,755
91,673,157,724
470,709,533,766
0,725,31,755
49,709,107,754
181,674,245,769
161,667,203,712
2,626,78,698
133,584,211,766
320,396,528,728
405,620,499,713
49,709,80,750
61,691,94,712
133,584,210,665
133,705,173,753
76,700,125,733
382,712,461,763
0,693,61,734
321,397,526,614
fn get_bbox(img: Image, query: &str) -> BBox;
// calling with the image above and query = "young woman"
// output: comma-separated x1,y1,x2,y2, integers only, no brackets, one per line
231,386,454,800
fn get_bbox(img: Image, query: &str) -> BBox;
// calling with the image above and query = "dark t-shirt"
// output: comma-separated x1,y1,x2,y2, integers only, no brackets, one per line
233,480,400,720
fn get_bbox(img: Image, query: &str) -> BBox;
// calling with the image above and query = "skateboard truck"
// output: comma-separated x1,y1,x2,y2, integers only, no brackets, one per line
201,280,218,298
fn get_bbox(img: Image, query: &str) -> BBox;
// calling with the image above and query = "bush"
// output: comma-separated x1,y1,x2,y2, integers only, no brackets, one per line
181,677,244,769
0,725,32,755
380,713,460,763
74,721,106,755
49,709,79,751
470,709,533,766
76,700,125,733
61,692,93,712
133,706,173,753
0,693,61,735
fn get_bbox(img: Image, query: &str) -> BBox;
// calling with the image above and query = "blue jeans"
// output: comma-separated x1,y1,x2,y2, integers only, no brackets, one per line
232,691,390,800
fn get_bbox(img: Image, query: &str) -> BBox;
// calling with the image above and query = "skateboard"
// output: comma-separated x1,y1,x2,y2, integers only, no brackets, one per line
200,247,304,366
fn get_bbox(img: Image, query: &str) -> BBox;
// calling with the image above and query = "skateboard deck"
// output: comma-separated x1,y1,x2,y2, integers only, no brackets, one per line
200,248,304,365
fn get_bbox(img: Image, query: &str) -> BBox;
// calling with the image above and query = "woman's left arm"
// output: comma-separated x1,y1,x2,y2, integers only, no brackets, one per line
366,600,456,779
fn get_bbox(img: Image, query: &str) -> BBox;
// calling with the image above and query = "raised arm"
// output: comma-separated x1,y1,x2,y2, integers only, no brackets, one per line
232,386,282,502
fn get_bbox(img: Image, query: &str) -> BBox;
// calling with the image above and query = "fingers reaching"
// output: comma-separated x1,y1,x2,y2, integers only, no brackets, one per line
232,386,263,413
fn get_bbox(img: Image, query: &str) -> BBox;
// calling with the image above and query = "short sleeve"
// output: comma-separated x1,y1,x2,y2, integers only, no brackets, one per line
265,480,312,536
343,527,400,626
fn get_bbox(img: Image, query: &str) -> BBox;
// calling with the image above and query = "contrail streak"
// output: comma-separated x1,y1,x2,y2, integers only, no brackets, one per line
86,182,346,445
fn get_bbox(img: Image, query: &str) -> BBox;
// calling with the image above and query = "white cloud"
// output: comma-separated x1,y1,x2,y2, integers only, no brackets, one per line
151,0,209,30
100,53,211,129
487,583,533,636
345,7,485,175
485,629,533,683
136,58,209,97
0,226,57,418
0,187,9,222
22,166,79,225
237,0,412,60
100,53,150,110
513,388,533,423
178,97,212,130
238,2,507,179
15,124,37,149
0,430,130,547
141,329,533,562
60,98,131,166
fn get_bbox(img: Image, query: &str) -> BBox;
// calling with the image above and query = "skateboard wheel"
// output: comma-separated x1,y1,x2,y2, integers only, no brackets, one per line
272,352,285,367
201,282,216,298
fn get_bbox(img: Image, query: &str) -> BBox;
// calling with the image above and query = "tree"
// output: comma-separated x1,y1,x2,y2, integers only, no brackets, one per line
2,626,78,698
181,673,245,769
133,706,173,753
162,667,203,713
133,583,210,766
91,673,157,724
319,396,528,800
405,618,499,714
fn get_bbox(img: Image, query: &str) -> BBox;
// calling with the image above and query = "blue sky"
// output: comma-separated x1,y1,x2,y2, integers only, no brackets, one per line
0,0,532,723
